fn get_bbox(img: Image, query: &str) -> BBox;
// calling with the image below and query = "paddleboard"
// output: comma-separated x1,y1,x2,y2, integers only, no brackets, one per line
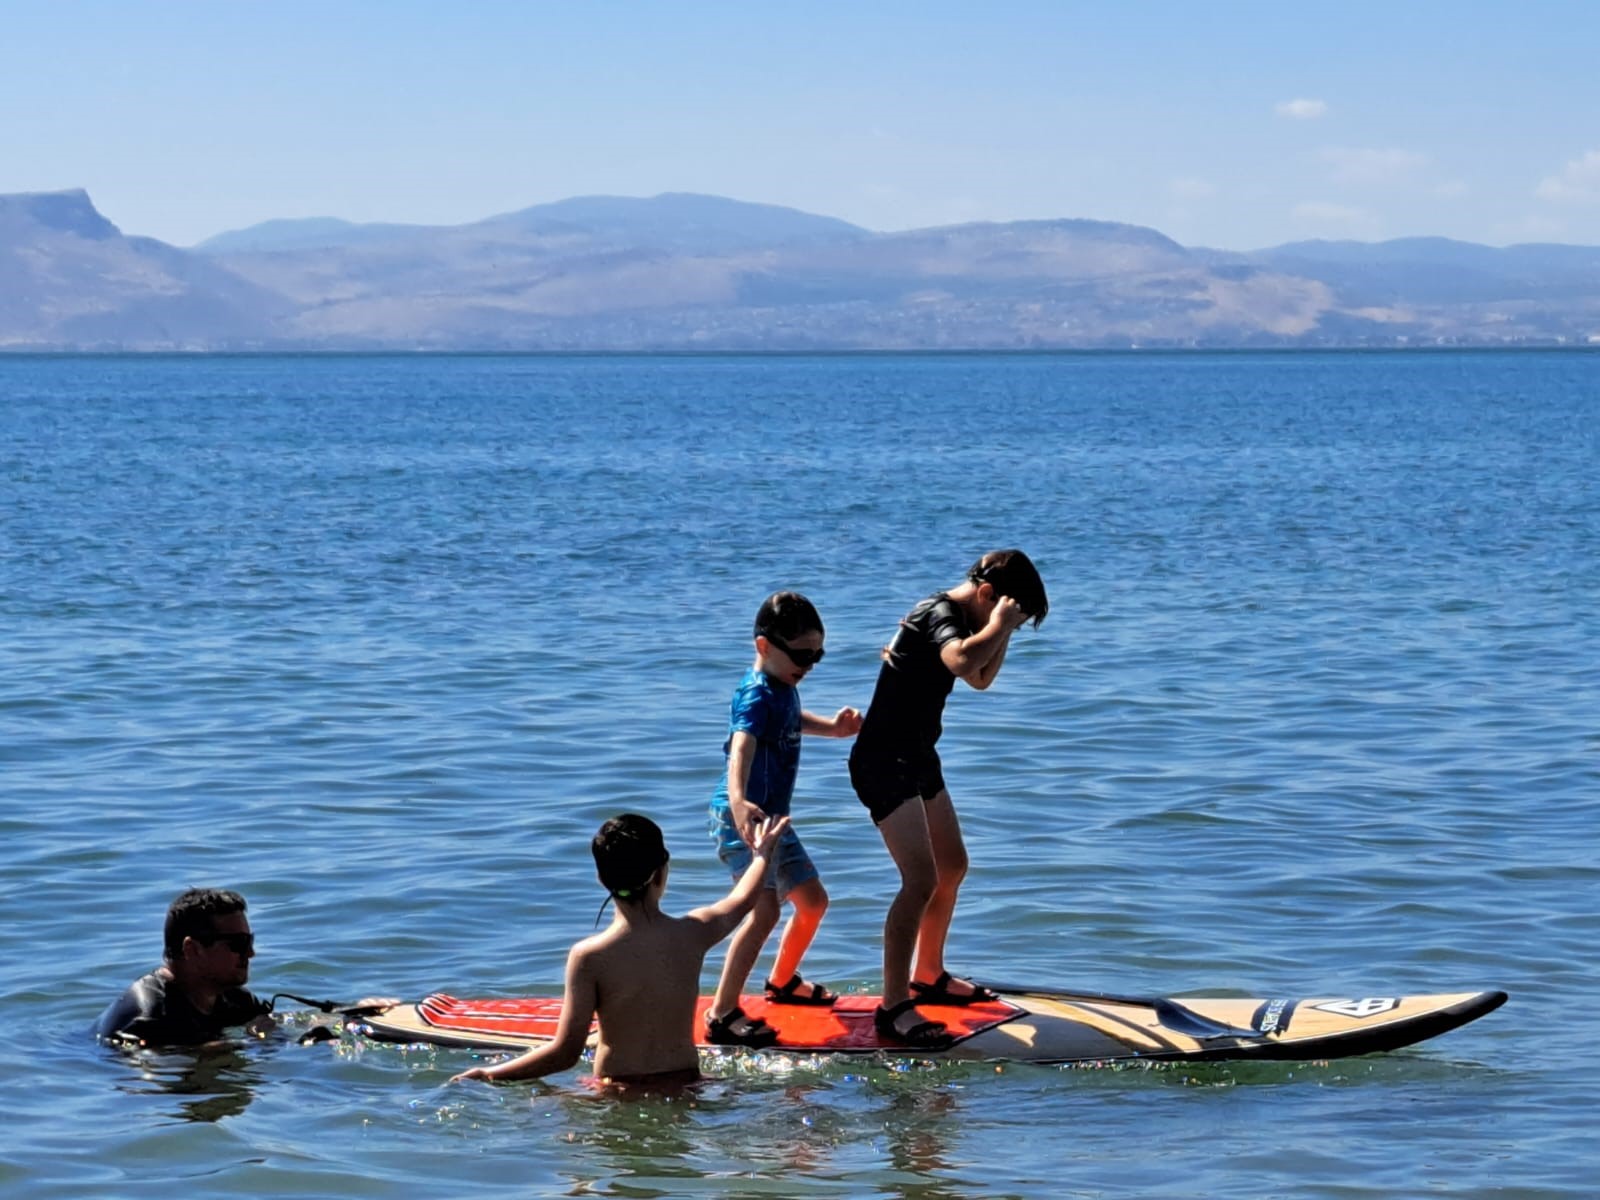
357,984,1506,1065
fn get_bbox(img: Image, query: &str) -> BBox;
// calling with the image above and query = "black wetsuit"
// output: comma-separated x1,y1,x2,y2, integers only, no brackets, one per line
849,593,971,822
94,969,270,1045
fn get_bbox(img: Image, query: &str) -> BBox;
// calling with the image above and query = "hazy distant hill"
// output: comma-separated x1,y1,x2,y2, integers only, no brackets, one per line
474,193,868,253
195,193,866,257
0,190,290,348
1251,237,1600,305
193,216,420,255
4,189,1599,350
197,202,1336,349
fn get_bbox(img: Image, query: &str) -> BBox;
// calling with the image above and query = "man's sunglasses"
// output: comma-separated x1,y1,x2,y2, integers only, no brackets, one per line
198,932,255,956
766,634,825,668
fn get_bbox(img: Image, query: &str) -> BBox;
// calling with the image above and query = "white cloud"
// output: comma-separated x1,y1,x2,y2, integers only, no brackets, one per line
1276,98,1328,120
1319,147,1429,185
1169,177,1217,200
1535,150,1600,204
1293,201,1370,225
1434,180,1469,198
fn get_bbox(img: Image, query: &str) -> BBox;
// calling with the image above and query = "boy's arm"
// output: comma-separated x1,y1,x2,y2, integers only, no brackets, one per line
687,815,791,946
725,730,765,845
968,629,1012,690
941,597,1029,689
801,707,862,737
450,946,597,1084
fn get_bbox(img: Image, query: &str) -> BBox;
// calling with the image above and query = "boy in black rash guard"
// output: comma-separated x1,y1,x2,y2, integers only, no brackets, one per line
849,550,1048,1048
95,888,273,1046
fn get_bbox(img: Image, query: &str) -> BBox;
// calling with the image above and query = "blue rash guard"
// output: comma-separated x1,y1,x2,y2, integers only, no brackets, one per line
707,666,818,897
710,667,802,818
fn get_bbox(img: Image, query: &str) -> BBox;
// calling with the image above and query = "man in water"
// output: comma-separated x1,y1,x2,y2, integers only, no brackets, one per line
95,887,274,1046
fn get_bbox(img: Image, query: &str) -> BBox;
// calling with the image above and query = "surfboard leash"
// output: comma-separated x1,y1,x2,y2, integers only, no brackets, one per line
269,992,390,1018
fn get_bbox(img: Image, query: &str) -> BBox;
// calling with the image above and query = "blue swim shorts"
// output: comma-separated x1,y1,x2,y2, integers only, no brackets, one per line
708,805,818,899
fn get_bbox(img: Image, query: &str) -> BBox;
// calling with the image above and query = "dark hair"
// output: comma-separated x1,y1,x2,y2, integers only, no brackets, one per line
753,591,823,642
592,814,670,909
163,887,248,962
969,549,1049,628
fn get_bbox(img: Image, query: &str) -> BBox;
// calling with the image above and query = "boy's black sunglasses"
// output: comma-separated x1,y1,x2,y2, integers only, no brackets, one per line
198,932,255,956
766,634,825,668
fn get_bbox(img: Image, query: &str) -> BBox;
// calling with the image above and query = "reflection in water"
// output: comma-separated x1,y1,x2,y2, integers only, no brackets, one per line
545,1056,992,1198
550,1077,726,1198
107,1041,269,1124
767,1083,831,1174
881,1089,971,1200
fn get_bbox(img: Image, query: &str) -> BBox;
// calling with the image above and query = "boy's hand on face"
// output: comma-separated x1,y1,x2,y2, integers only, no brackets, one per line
993,595,1029,633
832,707,864,737
749,815,792,860
732,798,769,847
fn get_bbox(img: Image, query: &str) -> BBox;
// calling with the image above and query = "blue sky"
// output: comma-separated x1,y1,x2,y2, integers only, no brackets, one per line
4,1,1598,248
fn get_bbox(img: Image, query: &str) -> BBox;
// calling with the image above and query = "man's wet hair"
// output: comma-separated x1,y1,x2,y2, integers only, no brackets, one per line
968,549,1049,628
164,887,248,961
754,591,823,642
592,814,670,910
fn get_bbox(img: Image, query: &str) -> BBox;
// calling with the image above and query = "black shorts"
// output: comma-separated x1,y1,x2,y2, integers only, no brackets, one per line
848,747,945,825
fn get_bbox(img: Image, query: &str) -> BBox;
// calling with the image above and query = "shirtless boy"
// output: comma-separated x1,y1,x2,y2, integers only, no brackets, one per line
450,812,790,1086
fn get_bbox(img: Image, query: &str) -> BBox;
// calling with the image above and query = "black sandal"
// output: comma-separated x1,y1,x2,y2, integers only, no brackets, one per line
909,970,999,1007
873,997,955,1051
764,973,838,1007
704,1005,780,1049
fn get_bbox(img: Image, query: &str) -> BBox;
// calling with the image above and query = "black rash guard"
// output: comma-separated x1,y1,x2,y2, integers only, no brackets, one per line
94,969,269,1045
855,593,971,754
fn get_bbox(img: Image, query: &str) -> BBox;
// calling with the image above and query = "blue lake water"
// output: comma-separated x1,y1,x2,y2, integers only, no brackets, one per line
1,350,1596,1197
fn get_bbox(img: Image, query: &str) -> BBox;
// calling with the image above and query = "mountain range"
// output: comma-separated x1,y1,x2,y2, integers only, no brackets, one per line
4,188,1599,351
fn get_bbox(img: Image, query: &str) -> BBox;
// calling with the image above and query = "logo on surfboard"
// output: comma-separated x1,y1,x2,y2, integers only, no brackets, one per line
1257,998,1291,1033
1310,998,1400,1019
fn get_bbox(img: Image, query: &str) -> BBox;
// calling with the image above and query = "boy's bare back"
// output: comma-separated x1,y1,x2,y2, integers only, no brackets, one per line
574,910,725,1080
449,814,787,1089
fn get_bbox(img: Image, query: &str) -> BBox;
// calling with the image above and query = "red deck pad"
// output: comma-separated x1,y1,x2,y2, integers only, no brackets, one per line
417,991,1025,1052
728,994,1025,1051
419,993,573,1038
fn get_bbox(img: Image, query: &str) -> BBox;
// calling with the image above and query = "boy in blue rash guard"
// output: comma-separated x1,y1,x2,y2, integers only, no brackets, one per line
704,591,863,1047
849,550,1048,1049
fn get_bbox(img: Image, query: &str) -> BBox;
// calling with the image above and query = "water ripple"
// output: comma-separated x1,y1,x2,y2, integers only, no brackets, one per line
1,351,1595,1198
